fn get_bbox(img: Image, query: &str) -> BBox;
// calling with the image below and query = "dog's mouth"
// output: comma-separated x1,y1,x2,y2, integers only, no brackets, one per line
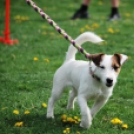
106,83,113,87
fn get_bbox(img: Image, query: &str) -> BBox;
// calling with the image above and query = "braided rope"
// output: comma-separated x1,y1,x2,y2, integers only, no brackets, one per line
26,0,92,60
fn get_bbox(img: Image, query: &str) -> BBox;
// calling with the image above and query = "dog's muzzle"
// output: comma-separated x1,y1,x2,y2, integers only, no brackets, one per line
106,78,113,87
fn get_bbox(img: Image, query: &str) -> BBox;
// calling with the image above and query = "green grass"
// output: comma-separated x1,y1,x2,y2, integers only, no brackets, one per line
0,0,134,133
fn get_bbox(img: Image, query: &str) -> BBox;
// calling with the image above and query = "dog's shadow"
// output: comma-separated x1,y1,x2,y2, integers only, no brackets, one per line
5,113,84,134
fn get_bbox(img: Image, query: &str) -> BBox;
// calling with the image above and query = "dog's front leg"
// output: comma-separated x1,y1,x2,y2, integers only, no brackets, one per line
91,95,109,118
77,95,92,129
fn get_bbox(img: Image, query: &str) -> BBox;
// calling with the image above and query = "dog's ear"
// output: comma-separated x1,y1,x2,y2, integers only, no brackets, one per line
114,54,128,66
90,53,104,66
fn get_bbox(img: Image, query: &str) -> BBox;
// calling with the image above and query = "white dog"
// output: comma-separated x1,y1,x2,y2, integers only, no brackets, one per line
46,32,128,129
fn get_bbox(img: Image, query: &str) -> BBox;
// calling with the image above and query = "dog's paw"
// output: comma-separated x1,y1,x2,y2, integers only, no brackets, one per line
80,121,91,129
46,113,54,119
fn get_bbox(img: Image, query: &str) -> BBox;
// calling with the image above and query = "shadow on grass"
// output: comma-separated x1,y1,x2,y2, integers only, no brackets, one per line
4,113,84,134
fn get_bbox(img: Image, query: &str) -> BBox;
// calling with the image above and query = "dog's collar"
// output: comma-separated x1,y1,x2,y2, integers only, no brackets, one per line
91,72,101,81
89,62,101,82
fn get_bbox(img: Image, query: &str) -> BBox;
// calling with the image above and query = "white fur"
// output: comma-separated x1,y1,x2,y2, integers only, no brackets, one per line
46,32,128,129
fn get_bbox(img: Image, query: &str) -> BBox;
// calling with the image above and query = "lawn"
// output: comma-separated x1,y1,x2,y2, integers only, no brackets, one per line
0,0,134,133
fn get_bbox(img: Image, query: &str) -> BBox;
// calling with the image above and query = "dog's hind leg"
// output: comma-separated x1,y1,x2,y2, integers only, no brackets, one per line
46,83,65,119
67,88,77,110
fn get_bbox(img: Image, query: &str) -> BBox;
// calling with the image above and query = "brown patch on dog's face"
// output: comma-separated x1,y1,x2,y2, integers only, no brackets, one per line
112,54,122,73
91,53,104,66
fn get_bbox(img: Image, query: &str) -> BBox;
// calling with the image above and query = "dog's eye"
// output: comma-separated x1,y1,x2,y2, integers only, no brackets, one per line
99,66,105,69
113,66,119,70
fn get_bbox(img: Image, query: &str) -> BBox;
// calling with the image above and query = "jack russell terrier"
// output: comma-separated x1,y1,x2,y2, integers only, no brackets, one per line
46,32,128,129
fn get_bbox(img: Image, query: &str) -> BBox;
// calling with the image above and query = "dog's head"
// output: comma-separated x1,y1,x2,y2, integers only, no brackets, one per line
90,53,128,88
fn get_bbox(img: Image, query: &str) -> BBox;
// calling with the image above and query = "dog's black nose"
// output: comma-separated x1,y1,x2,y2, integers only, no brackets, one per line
106,78,113,84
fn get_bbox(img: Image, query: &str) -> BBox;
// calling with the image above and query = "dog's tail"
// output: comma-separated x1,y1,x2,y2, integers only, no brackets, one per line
65,32,103,62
